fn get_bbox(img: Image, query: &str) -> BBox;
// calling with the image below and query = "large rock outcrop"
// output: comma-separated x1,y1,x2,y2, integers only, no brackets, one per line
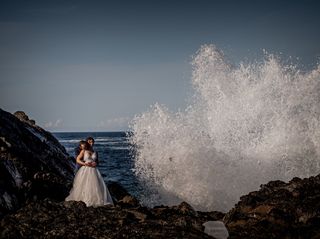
224,174,320,238
0,108,75,218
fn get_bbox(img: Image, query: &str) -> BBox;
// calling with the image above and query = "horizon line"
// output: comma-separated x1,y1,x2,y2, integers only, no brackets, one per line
51,130,132,133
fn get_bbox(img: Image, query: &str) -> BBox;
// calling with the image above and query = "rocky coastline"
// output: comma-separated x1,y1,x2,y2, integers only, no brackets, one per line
0,108,319,238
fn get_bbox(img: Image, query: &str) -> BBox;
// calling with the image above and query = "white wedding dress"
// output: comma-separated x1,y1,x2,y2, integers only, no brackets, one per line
65,150,114,207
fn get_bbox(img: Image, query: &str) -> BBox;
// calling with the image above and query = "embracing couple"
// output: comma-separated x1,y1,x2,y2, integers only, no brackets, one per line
65,137,114,207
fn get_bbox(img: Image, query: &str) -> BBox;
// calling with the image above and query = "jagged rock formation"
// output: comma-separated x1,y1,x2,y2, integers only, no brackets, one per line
0,184,224,238
0,108,75,218
5,172,320,239
224,175,320,239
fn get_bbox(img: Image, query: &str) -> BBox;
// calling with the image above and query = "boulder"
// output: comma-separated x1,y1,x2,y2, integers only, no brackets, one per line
0,108,75,218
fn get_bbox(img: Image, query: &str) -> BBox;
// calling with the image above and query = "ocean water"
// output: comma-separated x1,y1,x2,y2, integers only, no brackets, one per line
53,131,144,199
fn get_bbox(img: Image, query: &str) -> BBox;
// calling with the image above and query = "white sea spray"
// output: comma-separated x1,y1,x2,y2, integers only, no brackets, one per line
129,45,320,211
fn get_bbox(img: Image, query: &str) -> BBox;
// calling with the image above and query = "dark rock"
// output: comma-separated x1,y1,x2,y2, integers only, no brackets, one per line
0,108,75,218
14,111,36,127
224,174,320,239
176,201,197,216
0,199,217,239
149,202,225,234
13,111,29,122
117,195,141,208
107,181,132,202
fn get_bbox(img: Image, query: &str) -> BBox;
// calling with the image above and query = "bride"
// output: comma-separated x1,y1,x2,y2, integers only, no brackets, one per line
65,138,114,207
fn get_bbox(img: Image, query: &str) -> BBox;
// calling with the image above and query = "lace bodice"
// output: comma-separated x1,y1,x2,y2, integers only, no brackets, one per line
83,150,97,163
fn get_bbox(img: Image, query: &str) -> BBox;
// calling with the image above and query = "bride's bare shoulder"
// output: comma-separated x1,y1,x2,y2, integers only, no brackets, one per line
79,149,86,155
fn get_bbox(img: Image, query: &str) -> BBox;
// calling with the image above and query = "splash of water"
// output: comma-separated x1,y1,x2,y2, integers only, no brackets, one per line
128,45,320,212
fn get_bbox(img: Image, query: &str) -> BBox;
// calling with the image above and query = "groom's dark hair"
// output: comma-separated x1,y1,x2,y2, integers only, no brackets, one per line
86,136,94,142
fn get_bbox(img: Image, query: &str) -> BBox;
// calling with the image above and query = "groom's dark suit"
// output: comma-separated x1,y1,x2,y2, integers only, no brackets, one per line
74,146,81,158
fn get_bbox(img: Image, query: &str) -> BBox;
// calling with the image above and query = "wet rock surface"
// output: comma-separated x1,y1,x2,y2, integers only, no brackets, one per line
224,175,320,239
0,195,223,238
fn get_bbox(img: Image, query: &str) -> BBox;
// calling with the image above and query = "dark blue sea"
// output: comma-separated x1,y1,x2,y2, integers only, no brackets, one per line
53,131,143,199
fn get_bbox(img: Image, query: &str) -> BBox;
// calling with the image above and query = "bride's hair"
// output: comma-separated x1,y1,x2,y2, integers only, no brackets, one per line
79,140,90,150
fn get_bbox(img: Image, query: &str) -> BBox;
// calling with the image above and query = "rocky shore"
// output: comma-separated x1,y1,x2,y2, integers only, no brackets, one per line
0,108,319,238
224,175,320,238
0,188,224,238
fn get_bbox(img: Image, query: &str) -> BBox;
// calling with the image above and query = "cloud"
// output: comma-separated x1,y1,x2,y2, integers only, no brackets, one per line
97,116,131,130
44,119,63,129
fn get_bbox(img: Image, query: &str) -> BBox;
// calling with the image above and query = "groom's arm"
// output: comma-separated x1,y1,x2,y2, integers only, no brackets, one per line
74,146,80,158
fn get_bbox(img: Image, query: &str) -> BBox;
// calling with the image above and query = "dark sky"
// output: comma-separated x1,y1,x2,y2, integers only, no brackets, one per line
1,0,319,131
